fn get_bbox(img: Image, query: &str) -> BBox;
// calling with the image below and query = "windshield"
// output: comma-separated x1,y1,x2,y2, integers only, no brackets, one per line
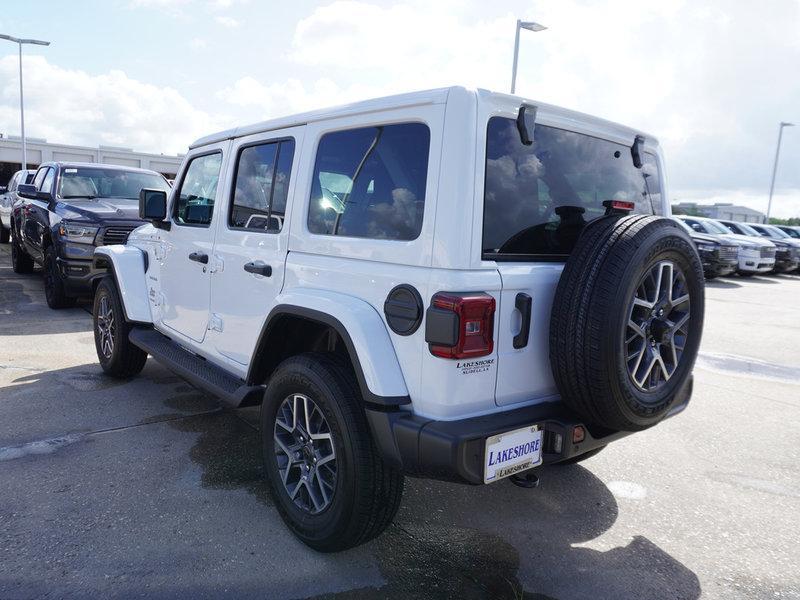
732,222,760,236
781,227,800,239
703,219,732,235
765,225,789,238
483,118,661,258
58,167,170,199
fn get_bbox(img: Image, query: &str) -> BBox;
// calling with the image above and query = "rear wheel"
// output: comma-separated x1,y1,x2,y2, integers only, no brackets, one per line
261,353,404,552
550,215,704,431
93,277,148,378
10,228,34,274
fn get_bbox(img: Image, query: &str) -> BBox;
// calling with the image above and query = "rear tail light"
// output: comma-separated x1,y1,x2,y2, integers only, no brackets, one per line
425,292,496,359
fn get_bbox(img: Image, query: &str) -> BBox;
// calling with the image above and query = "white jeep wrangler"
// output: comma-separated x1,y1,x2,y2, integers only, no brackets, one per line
92,87,703,552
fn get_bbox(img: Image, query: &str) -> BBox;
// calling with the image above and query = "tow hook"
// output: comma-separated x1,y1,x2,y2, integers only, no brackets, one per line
509,470,540,489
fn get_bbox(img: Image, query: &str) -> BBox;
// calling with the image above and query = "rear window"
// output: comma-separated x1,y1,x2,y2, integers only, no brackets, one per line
307,123,430,241
483,117,662,260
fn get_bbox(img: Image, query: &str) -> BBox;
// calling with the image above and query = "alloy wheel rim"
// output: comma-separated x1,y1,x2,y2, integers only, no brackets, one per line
96,295,115,359
273,393,337,514
625,260,691,392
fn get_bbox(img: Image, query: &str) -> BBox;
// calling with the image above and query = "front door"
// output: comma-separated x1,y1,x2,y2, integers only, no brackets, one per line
159,146,227,343
207,127,303,367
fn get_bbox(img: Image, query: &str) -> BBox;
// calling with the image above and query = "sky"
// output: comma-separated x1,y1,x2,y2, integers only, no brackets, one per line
0,0,798,216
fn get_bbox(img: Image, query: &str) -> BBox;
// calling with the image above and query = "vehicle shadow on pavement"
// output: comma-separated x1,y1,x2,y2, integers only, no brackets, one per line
171,410,701,600
705,278,742,288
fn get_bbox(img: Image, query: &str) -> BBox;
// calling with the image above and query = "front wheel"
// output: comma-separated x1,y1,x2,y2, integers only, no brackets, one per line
0,222,9,244
44,246,76,309
93,277,147,378
261,353,404,552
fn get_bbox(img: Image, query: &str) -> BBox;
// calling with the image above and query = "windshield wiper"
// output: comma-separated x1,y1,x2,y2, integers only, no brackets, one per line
62,195,97,199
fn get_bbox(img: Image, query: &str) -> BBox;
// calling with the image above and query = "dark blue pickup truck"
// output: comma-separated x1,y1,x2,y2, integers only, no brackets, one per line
11,162,170,308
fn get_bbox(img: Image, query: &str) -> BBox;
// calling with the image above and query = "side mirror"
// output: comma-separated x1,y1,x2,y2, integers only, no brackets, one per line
139,188,170,230
17,183,52,201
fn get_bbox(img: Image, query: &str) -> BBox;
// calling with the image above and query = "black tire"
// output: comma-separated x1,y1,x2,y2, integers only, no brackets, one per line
11,228,34,274
557,446,606,465
550,215,704,432
0,221,9,244
93,277,148,378
44,246,77,309
261,353,404,552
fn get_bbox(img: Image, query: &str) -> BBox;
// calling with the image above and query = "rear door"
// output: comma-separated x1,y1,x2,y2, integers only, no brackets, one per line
481,113,664,406
206,126,303,368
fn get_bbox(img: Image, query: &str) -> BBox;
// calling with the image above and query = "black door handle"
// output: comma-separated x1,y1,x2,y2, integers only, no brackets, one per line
243,260,272,277
188,251,209,264
513,293,532,349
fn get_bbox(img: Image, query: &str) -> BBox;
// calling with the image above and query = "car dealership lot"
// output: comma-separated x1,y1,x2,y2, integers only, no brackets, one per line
1,244,799,599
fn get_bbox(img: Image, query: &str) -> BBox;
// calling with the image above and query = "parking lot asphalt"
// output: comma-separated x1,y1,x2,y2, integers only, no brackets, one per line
1,243,799,600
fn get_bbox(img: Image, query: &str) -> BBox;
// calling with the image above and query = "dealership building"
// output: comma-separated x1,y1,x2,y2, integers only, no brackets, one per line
671,202,766,223
0,135,183,186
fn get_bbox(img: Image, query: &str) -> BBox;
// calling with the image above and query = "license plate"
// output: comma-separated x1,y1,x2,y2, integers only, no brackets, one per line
484,425,543,484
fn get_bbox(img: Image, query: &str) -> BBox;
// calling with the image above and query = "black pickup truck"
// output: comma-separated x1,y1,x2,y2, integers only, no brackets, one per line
11,162,171,308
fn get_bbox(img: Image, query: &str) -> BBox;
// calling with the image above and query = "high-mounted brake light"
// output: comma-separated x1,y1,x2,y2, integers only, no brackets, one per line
602,199,635,215
425,292,496,359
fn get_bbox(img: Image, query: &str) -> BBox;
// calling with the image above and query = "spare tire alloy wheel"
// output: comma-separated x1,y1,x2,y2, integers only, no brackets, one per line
550,215,704,432
273,393,337,514
626,260,691,391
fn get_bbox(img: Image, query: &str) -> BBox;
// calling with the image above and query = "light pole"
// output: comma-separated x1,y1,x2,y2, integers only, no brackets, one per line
510,20,546,95
0,33,51,170
766,121,794,221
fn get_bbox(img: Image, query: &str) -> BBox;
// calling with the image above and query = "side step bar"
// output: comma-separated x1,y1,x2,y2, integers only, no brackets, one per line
129,327,264,408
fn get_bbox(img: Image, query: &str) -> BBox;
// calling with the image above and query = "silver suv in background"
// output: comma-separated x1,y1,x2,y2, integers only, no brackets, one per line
676,215,775,276
718,220,799,274
0,169,36,244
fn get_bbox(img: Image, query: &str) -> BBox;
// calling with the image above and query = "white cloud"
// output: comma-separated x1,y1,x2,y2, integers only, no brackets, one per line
282,0,800,202
0,55,227,155
189,37,207,50
216,76,394,121
214,15,240,27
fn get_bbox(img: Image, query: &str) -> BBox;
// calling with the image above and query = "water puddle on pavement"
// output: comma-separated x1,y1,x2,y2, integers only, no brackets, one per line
168,411,272,505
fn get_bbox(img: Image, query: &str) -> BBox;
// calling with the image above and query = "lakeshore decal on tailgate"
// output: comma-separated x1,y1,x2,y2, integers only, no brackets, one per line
456,358,495,375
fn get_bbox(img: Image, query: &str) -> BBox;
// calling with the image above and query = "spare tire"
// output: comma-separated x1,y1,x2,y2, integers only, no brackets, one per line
549,215,704,431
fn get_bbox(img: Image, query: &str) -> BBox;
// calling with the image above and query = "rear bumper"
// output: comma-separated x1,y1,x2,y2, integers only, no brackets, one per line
367,377,692,485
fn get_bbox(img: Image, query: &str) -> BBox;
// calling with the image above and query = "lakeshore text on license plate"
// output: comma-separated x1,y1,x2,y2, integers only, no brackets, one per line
484,425,542,484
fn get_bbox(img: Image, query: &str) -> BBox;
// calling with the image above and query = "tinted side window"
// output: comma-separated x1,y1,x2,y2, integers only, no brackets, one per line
41,168,56,194
483,118,662,258
230,139,295,232
32,168,48,191
174,153,222,227
308,123,430,240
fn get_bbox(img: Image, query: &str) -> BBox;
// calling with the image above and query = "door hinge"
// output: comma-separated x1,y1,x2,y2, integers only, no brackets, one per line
209,314,224,332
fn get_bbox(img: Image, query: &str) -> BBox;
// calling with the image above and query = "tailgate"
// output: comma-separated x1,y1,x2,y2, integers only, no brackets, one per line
494,263,563,406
